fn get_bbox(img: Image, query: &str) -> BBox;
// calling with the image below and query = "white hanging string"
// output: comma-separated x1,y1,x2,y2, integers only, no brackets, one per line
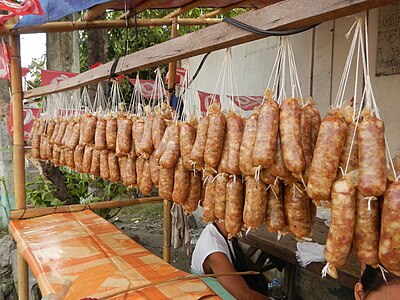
287,39,303,100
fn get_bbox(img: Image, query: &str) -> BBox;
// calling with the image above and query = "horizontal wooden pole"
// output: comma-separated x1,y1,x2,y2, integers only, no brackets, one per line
24,0,396,99
0,18,222,35
10,197,163,220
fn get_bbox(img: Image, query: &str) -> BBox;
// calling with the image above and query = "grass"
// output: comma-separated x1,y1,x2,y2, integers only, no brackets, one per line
118,203,164,221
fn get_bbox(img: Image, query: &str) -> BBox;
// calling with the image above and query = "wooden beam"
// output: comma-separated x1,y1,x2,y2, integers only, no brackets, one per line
0,18,221,35
10,197,163,220
24,0,396,99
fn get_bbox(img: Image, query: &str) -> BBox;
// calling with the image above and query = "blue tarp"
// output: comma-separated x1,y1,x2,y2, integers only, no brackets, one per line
15,0,110,28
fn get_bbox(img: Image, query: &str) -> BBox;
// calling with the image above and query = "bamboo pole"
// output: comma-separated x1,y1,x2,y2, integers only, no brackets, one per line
81,1,119,21
162,20,179,264
0,18,221,35
200,0,253,19
10,197,163,220
9,33,29,300
98,270,259,299
163,0,205,19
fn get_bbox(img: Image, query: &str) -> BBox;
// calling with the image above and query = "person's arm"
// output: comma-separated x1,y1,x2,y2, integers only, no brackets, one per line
203,252,269,300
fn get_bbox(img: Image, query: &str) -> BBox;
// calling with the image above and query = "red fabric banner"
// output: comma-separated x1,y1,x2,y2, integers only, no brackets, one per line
129,78,166,99
0,0,43,25
21,67,30,77
165,67,186,86
8,103,41,140
41,69,77,86
0,39,10,80
197,90,220,115
227,95,263,111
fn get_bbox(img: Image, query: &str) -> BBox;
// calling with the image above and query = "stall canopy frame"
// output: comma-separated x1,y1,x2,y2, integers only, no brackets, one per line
7,0,398,299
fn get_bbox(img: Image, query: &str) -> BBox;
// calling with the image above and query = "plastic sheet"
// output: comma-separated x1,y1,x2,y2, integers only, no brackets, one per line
10,210,219,299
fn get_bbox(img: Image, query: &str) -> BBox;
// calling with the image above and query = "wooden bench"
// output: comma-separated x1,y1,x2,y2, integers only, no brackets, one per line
241,219,360,299
10,210,219,300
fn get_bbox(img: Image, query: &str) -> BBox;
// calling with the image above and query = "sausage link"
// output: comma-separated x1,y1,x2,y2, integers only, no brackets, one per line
243,177,267,229
139,159,153,195
280,98,305,174
214,173,228,220
94,118,107,150
324,179,356,273
54,120,67,146
74,146,84,173
284,183,311,240
190,116,209,169
172,158,190,205
379,181,400,275
138,114,154,157
136,156,145,187
52,145,60,165
119,156,136,186
158,168,174,201
204,111,226,169
45,138,53,160
154,125,172,160
202,177,217,222
65,149,75,169
180,122,197,170
90,148,101,177
217,131,229,174
46,120,56,140
116,116,133,157
239,114,258,176
358,115,387,197
134,119,145,157
152,115,166,150
68,122,80,150
99,150,110,180
82,145,93,173
31,130,41,158
265,182,286,233
62,121,74,148
29,119,39,141
149,153,160,186
301,106,313,183
338,122,358,176
59,148,66,166
260,168,276,185
253,100,279,169
108,151,121,182
307,115,347,204
83,115,97,145
309,104,321,152
182,172,202,214
39,135,47,160
227,112,245,175
78,117,85,146
106,117,117,150
271,136,297,184
354,192,379,266
159,124,180,169
225,176,244,238
50,121,60,144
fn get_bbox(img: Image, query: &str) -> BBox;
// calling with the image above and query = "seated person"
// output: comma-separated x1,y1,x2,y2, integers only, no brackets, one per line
191,221,270,300
354,265,400,300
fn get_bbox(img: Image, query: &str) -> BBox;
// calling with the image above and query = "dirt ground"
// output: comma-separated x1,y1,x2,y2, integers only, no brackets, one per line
110,203,204,272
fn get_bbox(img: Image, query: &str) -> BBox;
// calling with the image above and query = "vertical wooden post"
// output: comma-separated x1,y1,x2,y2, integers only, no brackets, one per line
9,33,29,300
163,19,179,263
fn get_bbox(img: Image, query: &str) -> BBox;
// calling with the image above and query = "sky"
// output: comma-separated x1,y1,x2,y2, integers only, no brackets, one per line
20,33,46,68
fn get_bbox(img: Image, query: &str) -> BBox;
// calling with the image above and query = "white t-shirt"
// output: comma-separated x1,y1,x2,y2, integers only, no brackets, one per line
191,223,235,275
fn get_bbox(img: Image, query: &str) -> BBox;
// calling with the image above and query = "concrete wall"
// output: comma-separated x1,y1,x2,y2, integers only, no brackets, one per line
187,5,400,156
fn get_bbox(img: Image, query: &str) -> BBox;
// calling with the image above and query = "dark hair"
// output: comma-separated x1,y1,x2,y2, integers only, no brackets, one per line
361,265,399,295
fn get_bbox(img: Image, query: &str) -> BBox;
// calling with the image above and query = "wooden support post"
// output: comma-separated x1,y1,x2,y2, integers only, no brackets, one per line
9,34,29,300
163,20,179,263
